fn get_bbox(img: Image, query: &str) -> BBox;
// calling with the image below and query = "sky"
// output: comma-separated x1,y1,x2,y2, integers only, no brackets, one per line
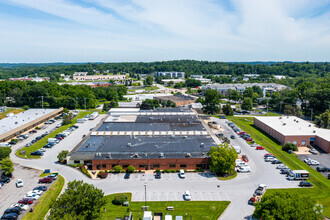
0,0,329,63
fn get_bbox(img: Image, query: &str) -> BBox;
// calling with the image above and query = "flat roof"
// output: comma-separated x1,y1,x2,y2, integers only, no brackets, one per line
255,116,330,142
0,109,56,135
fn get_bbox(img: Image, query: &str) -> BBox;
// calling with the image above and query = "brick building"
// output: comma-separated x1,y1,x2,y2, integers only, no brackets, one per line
67,108,216,170
254,116,330,153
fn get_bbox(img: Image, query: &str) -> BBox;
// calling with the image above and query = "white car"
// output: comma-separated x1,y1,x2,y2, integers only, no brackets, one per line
309,160,320,166
16,179,24,188
11,203,29,211
24,193,40,200
265,157,276,162
276,164,288,169
304,158,312,163
38,148,46,152
31,190,43,195
179,169,185,178
184,190,192,201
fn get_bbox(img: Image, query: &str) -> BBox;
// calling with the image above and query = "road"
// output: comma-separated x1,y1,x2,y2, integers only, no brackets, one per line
6,115,300,220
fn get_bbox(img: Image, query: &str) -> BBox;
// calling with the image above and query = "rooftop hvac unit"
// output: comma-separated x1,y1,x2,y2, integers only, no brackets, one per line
144,153,147,157
105,153,111,159
171,135,175,139
282,123,286,126
309,125,311,127
159,152,164,158
186,153,192,157
127,143,131,147
200,143,204,147
133,153,139,158
183,136,188,139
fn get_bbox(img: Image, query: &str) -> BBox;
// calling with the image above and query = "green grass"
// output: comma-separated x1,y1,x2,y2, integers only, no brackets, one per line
16,110,95,159
128,86,159,92
218,171,237,180
100,193,230,220
22,175,65,220
0,108,24,119
227,116,330,217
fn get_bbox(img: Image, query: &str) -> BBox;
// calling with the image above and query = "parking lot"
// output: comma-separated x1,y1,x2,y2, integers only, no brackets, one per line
298,154,330,178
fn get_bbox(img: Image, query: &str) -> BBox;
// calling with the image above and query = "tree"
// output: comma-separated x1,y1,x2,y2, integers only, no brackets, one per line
227,89,240,101
126,165,135,173
222,104,234,116
113,165,122,173
254,192,319,220
207,145,237,174
241,98,253,110
62,112,74,125
243,87,254,98
0,147,11,159
143,75,153,86
315,109,330,129
49,180,106,220
0,158,14,175
140,99,160,110
282,143,298,152
57,150,69,163
284,105,302,117
203,89,221,114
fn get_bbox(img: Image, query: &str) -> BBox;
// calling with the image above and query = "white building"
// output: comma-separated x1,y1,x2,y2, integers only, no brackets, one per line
154,71,185,79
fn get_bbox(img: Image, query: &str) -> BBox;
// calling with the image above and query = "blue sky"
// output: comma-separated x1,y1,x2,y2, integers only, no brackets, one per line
0,0,329,62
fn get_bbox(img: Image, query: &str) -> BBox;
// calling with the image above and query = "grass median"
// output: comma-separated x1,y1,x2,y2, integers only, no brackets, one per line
16,110,95,159
22,175,65,220
100,193,230,220
227,116,330,217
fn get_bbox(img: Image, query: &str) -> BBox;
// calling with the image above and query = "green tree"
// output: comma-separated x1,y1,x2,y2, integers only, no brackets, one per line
254,192,319,220
57,150,69,162
0,147,11,159
203,89,221,114
227,89,240,101
0,158,14,175
113,165,122,173
126,165,135,173
222,104,234,116
283,105,302,117
62,112,74,125
315,109,330,129
241,97,253,110
144,75,153,86
140,99,160,110
207,145,237,174
49,180,106,220
282,143,298,152
243,87,254,98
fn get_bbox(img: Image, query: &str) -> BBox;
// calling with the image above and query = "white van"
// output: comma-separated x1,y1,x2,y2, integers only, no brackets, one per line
0,142,11,147
179,169,185,178
238,166,251,173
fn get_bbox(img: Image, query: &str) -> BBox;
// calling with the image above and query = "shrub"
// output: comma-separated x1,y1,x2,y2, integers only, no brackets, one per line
0,147,11,159
282,143,298,152
138,170,141,173
170,169,176,173
113,165,122,173
98,172,108,178
57,150,69,163
126,165,135,173
112,195,128,205
162,169,167,173
155,169,160,173
35,126,41,130
80,166,91,178
11,139,18,143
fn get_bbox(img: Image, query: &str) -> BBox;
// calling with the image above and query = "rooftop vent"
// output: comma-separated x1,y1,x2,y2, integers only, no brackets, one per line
133,153,139,158
282,123,286,126
313,130,316,133
279,117,282,119
200,143,204,147
171,135,175,139
183,136,188,139
127,143,131,147
159,152,164,158
144,153,147,157
186,153,192,158
105,153,111,159
309,125,311,127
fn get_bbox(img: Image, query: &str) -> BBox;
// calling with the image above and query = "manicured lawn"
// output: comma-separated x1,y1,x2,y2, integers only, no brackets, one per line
100,193,230,220
22,175,65,220
128,86,159,92
0,108,24,119
227,116,330,217
16,110,95,159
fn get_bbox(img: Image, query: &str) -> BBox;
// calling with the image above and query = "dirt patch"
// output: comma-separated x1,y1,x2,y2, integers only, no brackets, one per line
295,147,311,155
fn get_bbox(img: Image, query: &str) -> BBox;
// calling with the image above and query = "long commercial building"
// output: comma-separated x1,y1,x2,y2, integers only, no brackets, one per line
67,108,216,170
254,116,330,153
73,72,126,81
0,108,63,142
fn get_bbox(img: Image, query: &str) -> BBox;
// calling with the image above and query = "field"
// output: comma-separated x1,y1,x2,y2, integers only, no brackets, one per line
16,110,95,159
227,116,330,217
128,86,159,92
100,193,230,220
0,108,24,119
22,175,65,220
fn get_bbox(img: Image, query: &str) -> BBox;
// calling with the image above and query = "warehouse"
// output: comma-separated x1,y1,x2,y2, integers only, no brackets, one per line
254,116,330,153
67,108,216,170
0,108,63,142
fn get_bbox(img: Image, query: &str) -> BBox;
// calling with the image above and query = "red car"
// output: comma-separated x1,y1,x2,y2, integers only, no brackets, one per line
238,131,245,135
256,146,265,150
18,198,33,204
242,155,249,162
39,177,52,183
264,153,273,157
246,138,253,142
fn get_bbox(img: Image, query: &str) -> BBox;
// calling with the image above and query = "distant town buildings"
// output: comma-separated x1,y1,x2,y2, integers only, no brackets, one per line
202,83,288,96
9,77,50,82
0,106,6,113
73,72,126,81
58,81,111,88
154,95,197,107
189,75,211,83
161,79,185,85
154,71,185,79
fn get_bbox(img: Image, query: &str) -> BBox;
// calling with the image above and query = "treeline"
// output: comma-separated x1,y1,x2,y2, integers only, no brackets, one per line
0,81,127,109
0,60,328,80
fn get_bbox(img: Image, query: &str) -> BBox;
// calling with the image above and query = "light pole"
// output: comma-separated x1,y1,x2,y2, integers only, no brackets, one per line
144,182,147,207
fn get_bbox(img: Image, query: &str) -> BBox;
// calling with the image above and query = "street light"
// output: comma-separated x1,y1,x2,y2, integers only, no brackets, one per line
144,182,147,208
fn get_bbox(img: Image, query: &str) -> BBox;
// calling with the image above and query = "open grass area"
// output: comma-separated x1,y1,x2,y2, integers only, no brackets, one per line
227,116,330,217
0,108,24,119
128,86,159,92
100,193,230,220
16,110,95,159
22,175,65,220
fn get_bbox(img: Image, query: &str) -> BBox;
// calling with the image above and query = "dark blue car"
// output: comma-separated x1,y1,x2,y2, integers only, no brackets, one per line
31,151,44,156
1,213,19,219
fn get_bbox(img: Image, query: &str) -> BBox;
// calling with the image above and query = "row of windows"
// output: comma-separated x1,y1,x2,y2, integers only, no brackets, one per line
287,140,307,145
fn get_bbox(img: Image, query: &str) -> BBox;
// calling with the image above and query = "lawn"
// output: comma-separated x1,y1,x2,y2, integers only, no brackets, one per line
0,108,24,119
16,110,95,159
100,193,230,220
227,116,330,217
22,175,65,220
128,86,159,92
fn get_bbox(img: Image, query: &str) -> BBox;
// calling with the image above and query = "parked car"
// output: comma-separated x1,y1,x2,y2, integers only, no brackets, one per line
264,153,274,157
272,160,282,164
43,144,52,149
256,146,264,150
38,177,52,183
33,186,47,191
9,141,17,145
155,173,161,179
38,148,46,152
124,173,130,179
1,177,11,183
299,181,313,187
230,135,235,139
47,174,58,180
248,196,261,205
242,155,249,162
179,169,185,178
184,190,192,201
16,179,23,188
31,151,44,156
11,203,29,211
24,193,40,200
238,166,251,173
4,207,21,215
25,143,32,147
276,164,288,169
309,149,318,155
29,130,37,134
254,184,267,196
316,166,329,172
31,190,43,195
280,168,292,175
1,213,19,220
18,198,33,205
246,138,253,142
265,157,276,162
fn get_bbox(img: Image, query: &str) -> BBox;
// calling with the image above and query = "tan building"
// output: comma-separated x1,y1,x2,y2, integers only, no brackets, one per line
254,116,330,153
154,95,197,107
73,72,126,81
